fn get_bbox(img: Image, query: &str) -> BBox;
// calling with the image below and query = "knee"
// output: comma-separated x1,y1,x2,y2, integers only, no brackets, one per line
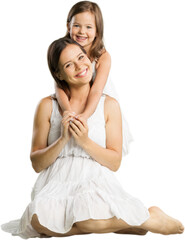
75,219,109,233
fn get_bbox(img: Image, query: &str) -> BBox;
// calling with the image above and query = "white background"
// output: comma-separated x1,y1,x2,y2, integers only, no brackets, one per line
0,0,185,239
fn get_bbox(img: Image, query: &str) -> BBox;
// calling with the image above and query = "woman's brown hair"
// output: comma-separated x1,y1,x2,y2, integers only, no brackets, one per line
65,1,105,60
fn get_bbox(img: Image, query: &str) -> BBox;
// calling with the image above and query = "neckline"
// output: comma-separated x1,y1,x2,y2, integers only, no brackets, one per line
55,94,105,121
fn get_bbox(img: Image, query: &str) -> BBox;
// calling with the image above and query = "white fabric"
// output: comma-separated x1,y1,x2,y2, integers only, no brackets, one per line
92,61,133,155
1,95,150,239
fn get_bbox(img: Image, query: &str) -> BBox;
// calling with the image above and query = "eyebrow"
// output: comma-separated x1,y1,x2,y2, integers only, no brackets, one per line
63,52,83,67
73,22,94,26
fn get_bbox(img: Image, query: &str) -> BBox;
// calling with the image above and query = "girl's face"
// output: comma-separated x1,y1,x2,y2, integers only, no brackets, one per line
58,44,92,87
68,12,96,53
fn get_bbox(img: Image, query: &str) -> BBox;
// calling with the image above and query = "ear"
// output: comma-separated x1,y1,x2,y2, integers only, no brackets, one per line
55,71,63,80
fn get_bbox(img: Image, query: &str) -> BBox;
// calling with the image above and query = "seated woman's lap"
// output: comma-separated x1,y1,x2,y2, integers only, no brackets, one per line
31,214,120,235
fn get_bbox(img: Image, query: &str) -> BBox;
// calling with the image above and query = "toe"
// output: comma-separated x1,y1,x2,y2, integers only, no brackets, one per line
179,225,184,233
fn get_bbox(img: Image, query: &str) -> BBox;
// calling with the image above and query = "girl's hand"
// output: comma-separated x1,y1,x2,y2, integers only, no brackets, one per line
75,113,89,121
62,110,75,117
69,116,89,147
61,111,76,142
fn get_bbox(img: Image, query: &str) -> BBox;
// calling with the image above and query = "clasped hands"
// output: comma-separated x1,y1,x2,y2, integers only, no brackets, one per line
61,110,89,147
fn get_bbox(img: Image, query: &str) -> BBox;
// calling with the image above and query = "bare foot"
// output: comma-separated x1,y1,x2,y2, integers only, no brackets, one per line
114,227,148,235
144,206,184,235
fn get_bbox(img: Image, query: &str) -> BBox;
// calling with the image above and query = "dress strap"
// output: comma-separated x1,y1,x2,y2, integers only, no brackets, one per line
90,94,106,124
50,98,60,123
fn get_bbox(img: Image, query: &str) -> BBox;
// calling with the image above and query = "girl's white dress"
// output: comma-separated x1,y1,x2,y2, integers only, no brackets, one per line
92,61,133,156
1,95,150,238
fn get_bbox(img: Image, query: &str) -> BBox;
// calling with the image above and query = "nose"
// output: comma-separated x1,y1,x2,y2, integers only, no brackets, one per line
74,61,82,70
79,26,85,34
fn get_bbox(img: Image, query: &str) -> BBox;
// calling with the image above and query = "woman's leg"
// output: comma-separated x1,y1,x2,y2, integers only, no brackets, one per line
75,206,184,235
110,206,184,235
31,214,90,237
114,228,148,235
31,214,135,236
31,206,184,237
75,217,130,233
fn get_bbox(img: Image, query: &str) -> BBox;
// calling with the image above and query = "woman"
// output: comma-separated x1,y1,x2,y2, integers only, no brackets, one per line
2,37,184,238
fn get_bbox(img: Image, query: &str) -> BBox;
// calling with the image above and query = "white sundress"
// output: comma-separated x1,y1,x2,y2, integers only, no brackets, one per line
1,95,150,239
92,61,133,156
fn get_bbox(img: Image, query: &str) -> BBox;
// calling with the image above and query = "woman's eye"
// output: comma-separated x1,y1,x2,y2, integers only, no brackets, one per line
65,63,71,68
79,55,84,60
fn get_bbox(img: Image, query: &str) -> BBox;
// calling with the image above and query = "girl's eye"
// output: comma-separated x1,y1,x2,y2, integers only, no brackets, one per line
73,24,79,27
87,26,92,29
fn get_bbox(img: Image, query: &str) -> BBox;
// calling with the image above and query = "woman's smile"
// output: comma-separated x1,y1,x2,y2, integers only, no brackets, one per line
75,68,88,78
58,44,92,85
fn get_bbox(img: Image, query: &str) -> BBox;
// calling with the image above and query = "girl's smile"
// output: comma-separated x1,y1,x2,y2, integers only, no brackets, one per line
76,36,88,42
68,12,96,53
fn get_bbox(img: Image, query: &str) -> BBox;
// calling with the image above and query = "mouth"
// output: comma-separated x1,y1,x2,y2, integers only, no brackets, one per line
76,35,88,42
75,68,88,78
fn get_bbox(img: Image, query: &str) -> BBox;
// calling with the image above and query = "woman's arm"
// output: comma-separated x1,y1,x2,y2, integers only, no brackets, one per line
81,51,111,119
55,83,72,113
30,96,72,173
69,96,123,171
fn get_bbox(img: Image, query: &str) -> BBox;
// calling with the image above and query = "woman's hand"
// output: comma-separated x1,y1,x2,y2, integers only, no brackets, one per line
61,111,76,142
69,116,89,148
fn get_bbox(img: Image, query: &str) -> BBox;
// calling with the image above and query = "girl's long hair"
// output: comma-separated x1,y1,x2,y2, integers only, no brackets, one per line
65,1,105,60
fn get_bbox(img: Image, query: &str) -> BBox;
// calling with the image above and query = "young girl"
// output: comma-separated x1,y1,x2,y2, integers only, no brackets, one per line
55,1,133,155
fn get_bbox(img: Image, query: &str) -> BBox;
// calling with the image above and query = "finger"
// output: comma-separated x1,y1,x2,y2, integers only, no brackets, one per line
62,118,70,127
62,115,74,124
63,112,76,120
71,119,85,132
69,121,82,136
69,124,78,138
75,116,88,129
62,120,71,131
62,120,70,128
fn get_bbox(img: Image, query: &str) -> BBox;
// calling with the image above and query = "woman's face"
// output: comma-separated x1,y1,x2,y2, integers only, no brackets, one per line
58,44,92,87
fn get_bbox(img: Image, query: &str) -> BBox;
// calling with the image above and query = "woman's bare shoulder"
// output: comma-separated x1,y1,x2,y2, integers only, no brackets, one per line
104,95,120,109
104,95,121,122
37,96,52,109
34,96,53,120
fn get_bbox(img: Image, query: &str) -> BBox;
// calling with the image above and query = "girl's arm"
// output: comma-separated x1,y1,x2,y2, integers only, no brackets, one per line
55,83,72,113
81,51,111,119
69,95,123,172
30,96,73,173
